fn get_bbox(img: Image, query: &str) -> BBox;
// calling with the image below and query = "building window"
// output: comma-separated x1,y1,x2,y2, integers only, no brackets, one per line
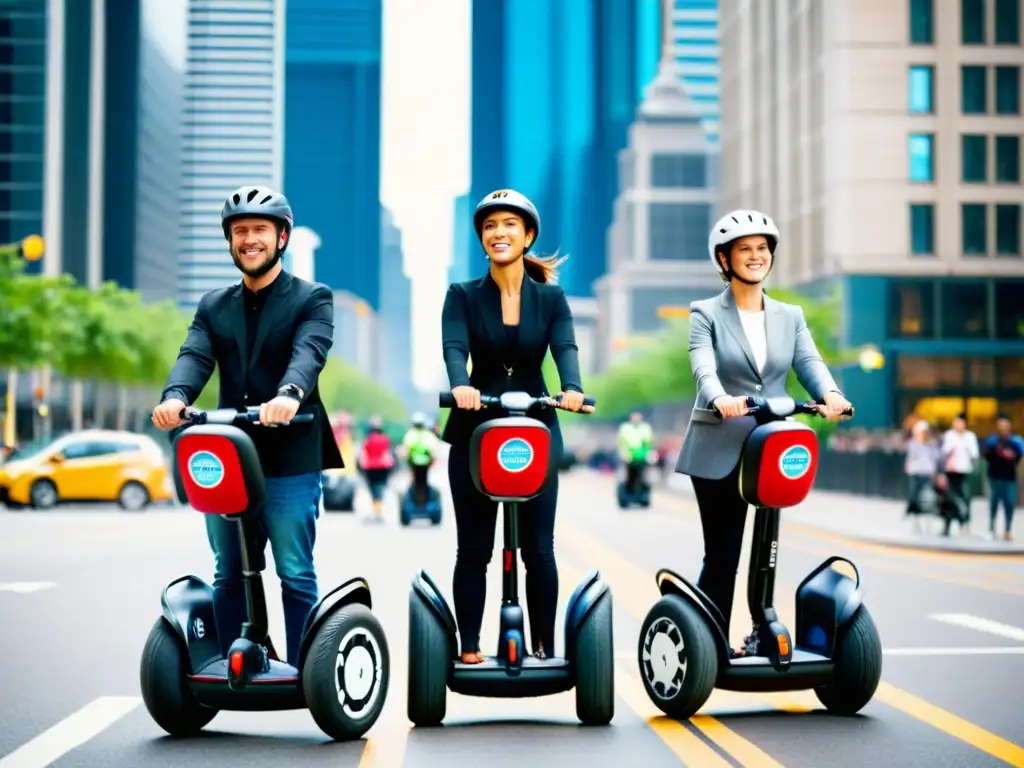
962,203,988,255
995,66,1021,113
995,280,1024,339
940,282,989,338
961,65,988,113
648,203,712,260
961,134,988,182
995,135,1021,182
909,133,935,181
910,204,935,254
995,0,1021,44
908,66,935,113
996,204,1022,255
909,0,935,43
650,154,708,188
961,0,986,43
889,280,935,338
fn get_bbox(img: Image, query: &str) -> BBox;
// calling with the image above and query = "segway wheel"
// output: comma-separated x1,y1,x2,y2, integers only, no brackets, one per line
616,482,629,509
407,592,450,726
139,617,218,736
638,595,718,720
302,604,390,741
574,591,615,726
814,605,882,716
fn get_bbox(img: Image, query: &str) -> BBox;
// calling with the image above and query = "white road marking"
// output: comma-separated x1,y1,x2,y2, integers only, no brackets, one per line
930,613,1024,643
0,696,141,768
884,646,1024,656
0,582,55,594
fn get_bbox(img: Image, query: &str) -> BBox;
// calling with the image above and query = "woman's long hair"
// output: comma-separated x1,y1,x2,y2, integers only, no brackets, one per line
523,251,568,284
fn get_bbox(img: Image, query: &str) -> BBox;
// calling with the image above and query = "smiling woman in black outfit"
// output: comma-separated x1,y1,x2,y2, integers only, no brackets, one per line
440,189,594,665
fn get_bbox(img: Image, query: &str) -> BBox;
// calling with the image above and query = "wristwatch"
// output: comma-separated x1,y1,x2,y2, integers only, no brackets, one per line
278,384,304,401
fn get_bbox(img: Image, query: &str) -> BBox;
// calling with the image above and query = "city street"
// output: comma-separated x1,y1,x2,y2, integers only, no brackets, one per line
1,468,1023,768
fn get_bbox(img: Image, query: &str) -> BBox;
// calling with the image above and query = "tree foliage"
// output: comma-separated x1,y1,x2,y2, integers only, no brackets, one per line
0,248,405,418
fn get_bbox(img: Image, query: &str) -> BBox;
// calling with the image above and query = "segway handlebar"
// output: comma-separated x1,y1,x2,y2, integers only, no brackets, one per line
178,406,316,426
439,390,596,412
713,396,853,422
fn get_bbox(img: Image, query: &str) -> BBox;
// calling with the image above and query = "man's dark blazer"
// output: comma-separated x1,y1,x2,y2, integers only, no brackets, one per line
161,270,344,477
440,271,583,453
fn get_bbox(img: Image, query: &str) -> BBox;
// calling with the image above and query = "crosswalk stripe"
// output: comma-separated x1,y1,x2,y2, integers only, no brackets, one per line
930,613,1024,643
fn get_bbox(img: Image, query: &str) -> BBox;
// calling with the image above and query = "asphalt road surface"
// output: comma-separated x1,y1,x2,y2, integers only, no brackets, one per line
2,468,1023,768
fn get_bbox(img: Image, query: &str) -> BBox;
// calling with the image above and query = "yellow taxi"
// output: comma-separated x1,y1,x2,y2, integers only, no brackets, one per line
0,429,174,511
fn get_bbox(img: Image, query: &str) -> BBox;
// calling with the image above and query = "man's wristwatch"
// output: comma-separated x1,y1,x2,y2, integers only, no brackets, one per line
278,384,304,401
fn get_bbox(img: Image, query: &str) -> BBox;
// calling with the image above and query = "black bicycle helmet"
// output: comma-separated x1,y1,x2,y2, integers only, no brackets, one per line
473,189,540,253
221,186,294,243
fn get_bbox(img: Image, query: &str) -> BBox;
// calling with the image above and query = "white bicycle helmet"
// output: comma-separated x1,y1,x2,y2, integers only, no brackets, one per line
708,209,780,280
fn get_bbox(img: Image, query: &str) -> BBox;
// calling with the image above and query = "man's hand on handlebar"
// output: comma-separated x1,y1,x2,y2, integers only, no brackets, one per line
451,385,482,410
817,391,853,420
152,398,188,431
712,395,749,419
259,396,301,426
556,391,594,413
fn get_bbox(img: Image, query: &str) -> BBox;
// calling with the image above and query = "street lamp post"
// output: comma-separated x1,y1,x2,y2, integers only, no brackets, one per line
2,236,45,447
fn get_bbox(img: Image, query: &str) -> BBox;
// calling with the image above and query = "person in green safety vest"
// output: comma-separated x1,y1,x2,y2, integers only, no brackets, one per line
618,411,654,496
401,412,440,506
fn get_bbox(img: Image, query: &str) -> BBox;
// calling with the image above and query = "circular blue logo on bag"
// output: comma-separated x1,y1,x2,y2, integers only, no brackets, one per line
497,437,533,473
778,445,812,480
188,450,224,489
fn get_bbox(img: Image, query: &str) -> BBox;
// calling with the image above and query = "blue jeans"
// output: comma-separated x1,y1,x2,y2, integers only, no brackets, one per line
206,472,322,667
988,478,1017,533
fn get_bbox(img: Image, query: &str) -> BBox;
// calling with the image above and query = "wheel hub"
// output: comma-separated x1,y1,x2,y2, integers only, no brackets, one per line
334,627,383,718
641,617,686,699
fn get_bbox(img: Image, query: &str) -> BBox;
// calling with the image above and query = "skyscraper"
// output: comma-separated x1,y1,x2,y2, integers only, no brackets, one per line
468,0,661,299
448,193,472,285
379,206,413,402
673,0,720,145
178,0,285,309
284,0,382,307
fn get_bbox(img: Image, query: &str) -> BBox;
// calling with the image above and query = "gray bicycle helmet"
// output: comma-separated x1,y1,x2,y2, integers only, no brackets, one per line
221,186,294,243
473,189,540,253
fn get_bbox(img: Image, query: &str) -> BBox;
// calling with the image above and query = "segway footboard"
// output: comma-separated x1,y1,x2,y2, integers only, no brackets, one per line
297,577,373,669
161,575,223,674
655,569,731,665
794,557,863,658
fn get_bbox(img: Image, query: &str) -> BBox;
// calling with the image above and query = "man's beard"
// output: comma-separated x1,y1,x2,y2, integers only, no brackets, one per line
231,246,281,278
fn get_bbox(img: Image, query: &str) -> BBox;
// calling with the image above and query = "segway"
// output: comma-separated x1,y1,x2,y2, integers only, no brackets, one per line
399,462,442,526
617,456,652,509
140,407,390,741
407,391,615,727
637,396,882,719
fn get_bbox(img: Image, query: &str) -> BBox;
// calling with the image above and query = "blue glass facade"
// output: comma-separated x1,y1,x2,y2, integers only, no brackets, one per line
379,206,412,402
0,1,46,276
674,0,720,145
284,0,382,307
468,0,659,298
448,193,471,284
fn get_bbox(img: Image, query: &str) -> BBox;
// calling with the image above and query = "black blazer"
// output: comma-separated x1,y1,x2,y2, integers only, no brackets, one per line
161,271,344,477
440,272,583,450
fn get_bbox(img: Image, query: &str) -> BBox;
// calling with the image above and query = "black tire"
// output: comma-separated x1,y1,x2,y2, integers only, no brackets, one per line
616,482,628,509
815,606,882,715
302,604,390,741
139,617,218,736
407,593,450,726
574,591,615,726
638,595,718,720
118,481,150,511
29,479,58,510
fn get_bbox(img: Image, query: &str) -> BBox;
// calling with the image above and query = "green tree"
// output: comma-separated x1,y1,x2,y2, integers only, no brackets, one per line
0,248,77,370
316,357,407,423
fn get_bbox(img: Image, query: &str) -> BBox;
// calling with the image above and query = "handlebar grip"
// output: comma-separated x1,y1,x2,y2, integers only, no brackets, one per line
289,414,316,423
581,396,597,407
439,392,455,408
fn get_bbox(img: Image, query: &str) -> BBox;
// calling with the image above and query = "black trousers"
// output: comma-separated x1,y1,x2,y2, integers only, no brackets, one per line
448,445,559,656
690,466,748,638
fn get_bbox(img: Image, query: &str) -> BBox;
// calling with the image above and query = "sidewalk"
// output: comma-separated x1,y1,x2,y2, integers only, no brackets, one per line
661,474,1024,555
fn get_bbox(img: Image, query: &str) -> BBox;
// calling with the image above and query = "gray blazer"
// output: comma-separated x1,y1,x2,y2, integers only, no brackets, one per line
675,288,840,480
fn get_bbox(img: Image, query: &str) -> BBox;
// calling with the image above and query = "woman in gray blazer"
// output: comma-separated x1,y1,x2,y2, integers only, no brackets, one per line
675,209,852,658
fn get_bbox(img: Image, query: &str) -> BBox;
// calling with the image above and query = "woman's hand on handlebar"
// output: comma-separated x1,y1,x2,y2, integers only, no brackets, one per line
556,391,594,413
712,395,749,419
817,391,853,420
451,385,482,410
259,395,300,426
152,398,188,430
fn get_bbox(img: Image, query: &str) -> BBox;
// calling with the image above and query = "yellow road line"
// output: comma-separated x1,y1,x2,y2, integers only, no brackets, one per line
689,714,785,767
357,663,410,768
558,516,1024,767
873,682,1024,767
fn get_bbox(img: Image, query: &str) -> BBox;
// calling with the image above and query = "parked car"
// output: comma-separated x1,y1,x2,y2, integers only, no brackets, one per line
0,430,174,511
